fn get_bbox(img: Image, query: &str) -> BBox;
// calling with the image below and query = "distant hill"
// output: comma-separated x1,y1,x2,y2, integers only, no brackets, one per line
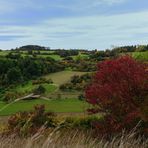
15,45,50,51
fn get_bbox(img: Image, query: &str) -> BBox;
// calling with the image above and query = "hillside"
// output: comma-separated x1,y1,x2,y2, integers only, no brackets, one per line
0,45,147,116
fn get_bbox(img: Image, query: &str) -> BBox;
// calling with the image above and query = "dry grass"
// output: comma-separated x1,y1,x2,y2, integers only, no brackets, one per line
44,71,88,86
0,127,147,148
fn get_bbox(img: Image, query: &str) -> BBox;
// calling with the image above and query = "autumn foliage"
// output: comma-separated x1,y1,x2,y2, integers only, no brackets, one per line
85,56,148,137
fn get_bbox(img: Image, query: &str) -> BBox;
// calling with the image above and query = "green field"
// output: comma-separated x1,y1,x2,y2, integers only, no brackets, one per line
8,81,57,97
0,50,11,56
0,50,63,61
0,98,88,116
21,53,63,61
71,53,89,60
37,54,62,61
132,51,148,61
0,50,90,61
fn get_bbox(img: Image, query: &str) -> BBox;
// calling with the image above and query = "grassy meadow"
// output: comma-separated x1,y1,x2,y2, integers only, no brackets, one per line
132,51,148,61
0,98,88,116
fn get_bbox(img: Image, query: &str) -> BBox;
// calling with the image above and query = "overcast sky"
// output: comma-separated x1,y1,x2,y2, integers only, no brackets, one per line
0,0,148,50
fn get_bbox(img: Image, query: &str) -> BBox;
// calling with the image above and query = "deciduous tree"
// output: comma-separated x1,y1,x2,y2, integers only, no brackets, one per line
85,56,148,137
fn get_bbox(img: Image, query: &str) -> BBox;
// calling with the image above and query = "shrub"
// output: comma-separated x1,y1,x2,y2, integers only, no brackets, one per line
33,85,46,95
85,56,148,138
60,116,99,129
4,67,23,85
3,91,18,102
63,56,73,61
32,78,53,85
7,105,57,136
78,94,85,101
60,74,92,91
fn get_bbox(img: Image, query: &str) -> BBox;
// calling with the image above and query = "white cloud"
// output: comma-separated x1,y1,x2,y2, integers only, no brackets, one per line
0,10,148,49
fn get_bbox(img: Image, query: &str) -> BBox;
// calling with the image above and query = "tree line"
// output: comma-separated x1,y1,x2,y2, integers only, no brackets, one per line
0,56,64,87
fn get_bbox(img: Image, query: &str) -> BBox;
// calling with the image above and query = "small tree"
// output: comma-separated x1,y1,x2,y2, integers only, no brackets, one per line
3,91,17,102
85,56,148,137
34,85,46,95
5,67,23,85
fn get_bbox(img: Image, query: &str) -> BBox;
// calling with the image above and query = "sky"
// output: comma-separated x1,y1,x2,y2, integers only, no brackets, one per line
0,0,148,50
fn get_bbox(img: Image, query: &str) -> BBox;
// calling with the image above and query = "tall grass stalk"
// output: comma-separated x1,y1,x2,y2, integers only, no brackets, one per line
0,128,147,148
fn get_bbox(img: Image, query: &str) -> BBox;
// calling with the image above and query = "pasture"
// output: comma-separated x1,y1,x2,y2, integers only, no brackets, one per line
132,51,148,61
37,54,62,60
0,98,88,116
10,82,57,95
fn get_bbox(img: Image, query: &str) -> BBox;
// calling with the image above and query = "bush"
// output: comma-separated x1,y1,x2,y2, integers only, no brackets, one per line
85,56,148,138
60,116,99,129
60,74,92,91
3,91,18,102
4,67,23,85
63,56,73,61
32,78,53,85
78,94,85,101
7,105,57,136
33,85,46,95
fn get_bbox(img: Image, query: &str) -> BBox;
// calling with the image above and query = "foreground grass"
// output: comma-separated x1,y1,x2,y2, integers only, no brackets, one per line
0,129,147,148
0,98,88,116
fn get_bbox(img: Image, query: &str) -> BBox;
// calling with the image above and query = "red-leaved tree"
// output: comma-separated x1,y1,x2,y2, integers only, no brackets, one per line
85,56,148,137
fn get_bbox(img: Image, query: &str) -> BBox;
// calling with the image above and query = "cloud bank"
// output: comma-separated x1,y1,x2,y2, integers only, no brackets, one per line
0,0,148,49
